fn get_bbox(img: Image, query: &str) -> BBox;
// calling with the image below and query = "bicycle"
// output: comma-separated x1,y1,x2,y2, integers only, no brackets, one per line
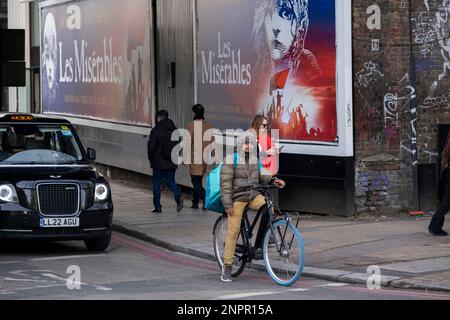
212,181,304,286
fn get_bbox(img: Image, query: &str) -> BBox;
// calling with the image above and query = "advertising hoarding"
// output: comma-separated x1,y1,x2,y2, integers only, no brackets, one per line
196,0,353,156
40,0,153,126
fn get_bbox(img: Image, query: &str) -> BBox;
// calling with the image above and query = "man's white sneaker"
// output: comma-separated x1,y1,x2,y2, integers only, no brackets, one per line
221,265,232,282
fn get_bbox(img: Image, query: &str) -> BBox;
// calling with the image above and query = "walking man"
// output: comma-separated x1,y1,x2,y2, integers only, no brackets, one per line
187,104,213,210
147,110,183,213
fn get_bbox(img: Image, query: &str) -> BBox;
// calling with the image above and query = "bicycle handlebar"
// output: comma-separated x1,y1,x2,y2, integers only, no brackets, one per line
248,183,278,191
236,181,279,193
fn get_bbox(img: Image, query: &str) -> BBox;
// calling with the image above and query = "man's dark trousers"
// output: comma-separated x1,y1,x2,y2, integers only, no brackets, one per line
191,175,205,206
153,169,181,210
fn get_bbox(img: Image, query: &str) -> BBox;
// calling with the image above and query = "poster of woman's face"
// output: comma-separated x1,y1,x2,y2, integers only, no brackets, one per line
197,0,337,145
253,0,336,142
42,12,58,102
40,0,153,126
262,0,308,64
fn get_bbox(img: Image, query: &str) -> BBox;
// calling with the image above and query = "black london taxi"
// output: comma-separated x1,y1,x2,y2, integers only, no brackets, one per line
0,113,113,251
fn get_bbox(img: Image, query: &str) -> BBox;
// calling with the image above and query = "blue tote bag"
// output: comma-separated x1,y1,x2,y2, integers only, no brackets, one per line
204,164,225,213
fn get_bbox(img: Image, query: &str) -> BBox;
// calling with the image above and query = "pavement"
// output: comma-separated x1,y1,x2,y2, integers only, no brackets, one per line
110,180,450,293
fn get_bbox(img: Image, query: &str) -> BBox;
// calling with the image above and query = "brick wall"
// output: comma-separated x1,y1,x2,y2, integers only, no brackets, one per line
352,0,450,215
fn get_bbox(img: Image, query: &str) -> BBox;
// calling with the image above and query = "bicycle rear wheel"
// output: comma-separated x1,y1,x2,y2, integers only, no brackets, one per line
263,220,304,286
213,215,247,278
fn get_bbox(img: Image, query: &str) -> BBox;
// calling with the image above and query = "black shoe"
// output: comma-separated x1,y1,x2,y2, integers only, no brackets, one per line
177,198,184,213
151,207,162,213
428,227,448,236
202,206,207,211
221,265,232,283
191,203,199,209
254,248,263,260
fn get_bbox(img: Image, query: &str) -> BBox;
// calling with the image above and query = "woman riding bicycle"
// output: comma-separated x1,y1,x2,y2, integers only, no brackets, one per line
220,130,285,282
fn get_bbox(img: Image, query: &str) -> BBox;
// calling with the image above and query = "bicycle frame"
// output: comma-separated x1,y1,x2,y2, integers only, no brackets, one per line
213,182,304,285
237,187,293,263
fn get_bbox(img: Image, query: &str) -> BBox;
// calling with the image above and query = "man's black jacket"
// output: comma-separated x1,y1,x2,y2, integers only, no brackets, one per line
147,118,178,171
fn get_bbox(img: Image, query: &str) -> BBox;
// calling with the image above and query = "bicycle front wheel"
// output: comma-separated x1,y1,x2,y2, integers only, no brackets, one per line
213,215,247,278
263,220,304,286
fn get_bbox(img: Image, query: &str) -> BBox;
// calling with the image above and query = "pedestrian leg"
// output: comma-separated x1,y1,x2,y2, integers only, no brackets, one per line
166,170,183,212
191,175,200,207
166,170,181,201
191,175,204,207
430,181,450,231
152,169,163,210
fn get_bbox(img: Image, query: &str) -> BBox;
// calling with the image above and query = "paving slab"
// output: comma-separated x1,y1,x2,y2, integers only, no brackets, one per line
380,257,450,274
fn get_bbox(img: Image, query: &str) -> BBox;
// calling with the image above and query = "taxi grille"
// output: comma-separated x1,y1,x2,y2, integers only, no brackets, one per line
37,183,80,216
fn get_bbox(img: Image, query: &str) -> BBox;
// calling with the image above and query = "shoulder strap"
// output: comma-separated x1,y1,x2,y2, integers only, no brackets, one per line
233,152,239,169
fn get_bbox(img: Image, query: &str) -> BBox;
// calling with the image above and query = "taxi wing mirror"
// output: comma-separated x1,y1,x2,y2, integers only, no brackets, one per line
86,148,96,162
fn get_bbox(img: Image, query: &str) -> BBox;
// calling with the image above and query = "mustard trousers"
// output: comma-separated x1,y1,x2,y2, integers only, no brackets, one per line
223,195,266,266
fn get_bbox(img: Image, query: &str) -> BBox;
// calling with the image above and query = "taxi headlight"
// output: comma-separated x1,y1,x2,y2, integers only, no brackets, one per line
95,183,109,202
0,184,18,203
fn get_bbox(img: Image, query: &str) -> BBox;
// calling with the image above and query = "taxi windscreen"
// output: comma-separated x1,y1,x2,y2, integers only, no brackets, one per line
0,125,84,165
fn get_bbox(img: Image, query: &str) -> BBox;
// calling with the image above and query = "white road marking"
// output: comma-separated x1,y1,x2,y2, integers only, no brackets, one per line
216,283,346,299
318,283,349,288
288,288,310,292
0,269,113,294
42,273,113,291
30,254,106,262
0,284,66,295
217,291,281,300
0,261,21,265
0,277,49,283
10,270,52,277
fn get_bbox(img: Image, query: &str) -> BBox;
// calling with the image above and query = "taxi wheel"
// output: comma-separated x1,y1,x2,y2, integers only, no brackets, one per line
84,233,111,252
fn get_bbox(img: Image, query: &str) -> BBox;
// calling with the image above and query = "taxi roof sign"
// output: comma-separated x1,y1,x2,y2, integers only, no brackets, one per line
9,115,34,121
0,113,71,124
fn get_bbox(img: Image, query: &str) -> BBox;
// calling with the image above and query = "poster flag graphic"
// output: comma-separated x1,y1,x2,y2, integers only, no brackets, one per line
41,0,153,126
197,0,338,148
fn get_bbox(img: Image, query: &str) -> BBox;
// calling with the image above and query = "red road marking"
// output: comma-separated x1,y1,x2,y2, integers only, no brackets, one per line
112,233,450,299
112,233,218,273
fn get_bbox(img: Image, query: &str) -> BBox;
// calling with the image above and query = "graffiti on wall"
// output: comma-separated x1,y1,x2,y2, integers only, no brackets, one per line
355,2,448,163
412,10,437,56
354,60,385,134
432,0,450,92
355,61,385,88
414,0,450,97
383,74,415,136
421,93,450,109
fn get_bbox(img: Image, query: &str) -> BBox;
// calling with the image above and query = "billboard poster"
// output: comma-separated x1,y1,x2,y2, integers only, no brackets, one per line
197,0,351,155
40,0,153,126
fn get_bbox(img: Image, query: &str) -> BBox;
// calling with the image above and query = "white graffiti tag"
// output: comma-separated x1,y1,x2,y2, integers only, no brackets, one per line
434,0,450,88
383,74,416,130
412,11,437,56
355,61,385,88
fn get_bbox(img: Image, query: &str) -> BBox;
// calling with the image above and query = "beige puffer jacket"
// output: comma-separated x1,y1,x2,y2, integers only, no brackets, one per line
220,152,272,210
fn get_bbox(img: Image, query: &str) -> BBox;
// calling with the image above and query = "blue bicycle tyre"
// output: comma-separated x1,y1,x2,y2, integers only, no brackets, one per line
263,220,304,286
